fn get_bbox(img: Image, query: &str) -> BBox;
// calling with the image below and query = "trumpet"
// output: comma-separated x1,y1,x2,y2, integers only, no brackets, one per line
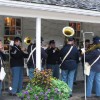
62,26,75,37
5,37,14,46
24,37,32,45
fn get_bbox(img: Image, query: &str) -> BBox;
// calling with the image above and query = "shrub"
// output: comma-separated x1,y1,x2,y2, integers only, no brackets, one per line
18,69,71,100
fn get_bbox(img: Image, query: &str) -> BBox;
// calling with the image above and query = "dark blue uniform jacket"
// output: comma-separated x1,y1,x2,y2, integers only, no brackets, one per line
46,47,60,65
60,44,79,63
0,51,6,70
27,43,47,68
60,44,79,70
85,48,100,72
10,44,28,68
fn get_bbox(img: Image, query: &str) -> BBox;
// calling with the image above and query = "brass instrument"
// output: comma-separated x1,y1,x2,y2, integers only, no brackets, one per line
6,37,14,46
86,43,100,53
24,37,32,45
62,26,75,37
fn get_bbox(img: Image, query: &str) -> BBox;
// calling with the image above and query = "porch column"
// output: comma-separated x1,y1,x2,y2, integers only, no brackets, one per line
36,17,41,70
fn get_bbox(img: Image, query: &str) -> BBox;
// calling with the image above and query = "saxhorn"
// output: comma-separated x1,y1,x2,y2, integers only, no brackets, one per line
24,37,32,45
62,26,75,37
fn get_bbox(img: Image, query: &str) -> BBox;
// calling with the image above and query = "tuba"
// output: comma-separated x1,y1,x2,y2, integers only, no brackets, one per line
24,37,31,45
62,26,75,37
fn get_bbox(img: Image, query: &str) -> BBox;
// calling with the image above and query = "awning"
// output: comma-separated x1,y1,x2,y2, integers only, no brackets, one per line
0,0,100,23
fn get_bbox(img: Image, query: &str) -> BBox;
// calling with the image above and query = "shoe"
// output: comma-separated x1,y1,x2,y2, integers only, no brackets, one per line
9,93,17,96
81,96,92,98
9,93,13,96
92,91,95,94
12,94,17,96
74,82,77,85
94,96,100,98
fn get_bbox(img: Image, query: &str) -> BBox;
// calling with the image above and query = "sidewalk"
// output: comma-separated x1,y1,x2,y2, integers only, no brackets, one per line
0,96,20,100
70,81,100,100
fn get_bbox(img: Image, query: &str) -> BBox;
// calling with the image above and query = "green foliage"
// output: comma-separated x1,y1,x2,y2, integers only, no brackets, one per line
51,78,71,99
31,69,52,89
18,69,71,100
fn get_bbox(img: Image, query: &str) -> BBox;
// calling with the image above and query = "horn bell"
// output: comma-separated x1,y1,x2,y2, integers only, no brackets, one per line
24,37,31,45
62,26,75,37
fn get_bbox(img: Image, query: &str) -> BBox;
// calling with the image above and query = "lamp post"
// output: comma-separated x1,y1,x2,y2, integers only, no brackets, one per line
82,32,94,100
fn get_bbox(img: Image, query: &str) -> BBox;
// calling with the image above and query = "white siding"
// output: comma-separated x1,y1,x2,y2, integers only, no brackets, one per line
22,18,36,48
82,23,100,42
22,18,69,49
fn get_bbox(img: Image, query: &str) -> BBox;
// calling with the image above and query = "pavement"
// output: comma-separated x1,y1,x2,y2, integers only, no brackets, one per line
0,96,20,100
70,81,100,100
0,81,100,100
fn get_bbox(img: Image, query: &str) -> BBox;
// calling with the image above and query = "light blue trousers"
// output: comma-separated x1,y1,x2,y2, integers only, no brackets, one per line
47,64,59,79
28,66,44,80
86,71,100,97
11,67,23,94
61,69,76,95
28,68,34,80
0,81,2,96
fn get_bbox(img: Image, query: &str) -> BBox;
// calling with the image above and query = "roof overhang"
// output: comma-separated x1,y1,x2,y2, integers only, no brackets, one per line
0,0,100,23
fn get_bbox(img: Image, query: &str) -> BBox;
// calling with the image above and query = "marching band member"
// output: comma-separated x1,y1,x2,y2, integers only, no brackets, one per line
81,39,90,55
9,37,28,96
0,40,6,96
85,36,100,98
27,37,47,79
46,40,60,79
81,39,91,75
60,37,79,97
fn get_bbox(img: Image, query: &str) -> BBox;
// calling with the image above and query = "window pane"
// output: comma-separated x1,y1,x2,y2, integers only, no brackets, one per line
76,23,81,31
5,27,10,35
77,31,80,37
4,36,9,44
10,27,15,35
11,18,15,27
4,45,9,51
16,26,21,35
16,19,21,26
4,17,11,26
69,22,76,30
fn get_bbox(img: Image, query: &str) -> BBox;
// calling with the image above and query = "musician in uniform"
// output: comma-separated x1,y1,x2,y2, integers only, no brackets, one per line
46,40,60,79
0,40,6,96
81,39,91,75
27,37,47,79
9,37,28,96
85,36,100,98
60,37,79,97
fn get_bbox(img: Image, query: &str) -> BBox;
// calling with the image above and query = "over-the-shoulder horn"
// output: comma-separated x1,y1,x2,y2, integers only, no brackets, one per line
24,37,31,45
62,26,75,37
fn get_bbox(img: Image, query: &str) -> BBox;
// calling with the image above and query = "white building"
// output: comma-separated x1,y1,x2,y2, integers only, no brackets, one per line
0,0,100,82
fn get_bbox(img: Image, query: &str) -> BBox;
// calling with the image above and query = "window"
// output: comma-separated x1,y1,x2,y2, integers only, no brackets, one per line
69,22,81,37
69,22,81,46
4,17,21,51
